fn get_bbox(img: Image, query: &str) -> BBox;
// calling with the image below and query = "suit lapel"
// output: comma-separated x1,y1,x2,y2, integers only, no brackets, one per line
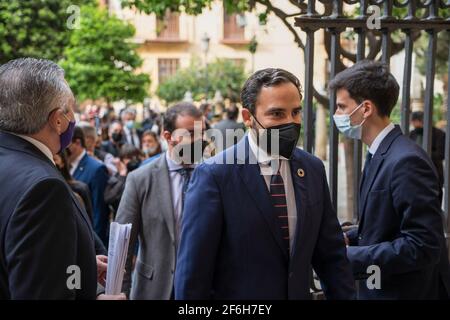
358,155,384,228
358,126,403,230
236,137,289,259
153,154,176,243
237,163,289,259
73,153,88,179
289,152,308,260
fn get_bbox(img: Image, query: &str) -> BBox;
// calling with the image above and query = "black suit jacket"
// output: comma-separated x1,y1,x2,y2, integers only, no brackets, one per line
409,127,445,187
0,131,97,299
347,125,450,299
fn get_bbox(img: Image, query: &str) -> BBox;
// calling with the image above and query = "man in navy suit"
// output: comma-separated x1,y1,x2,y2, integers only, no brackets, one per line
331,60,450,299
68,126,110,246
0,58,97,299
175,68,355,300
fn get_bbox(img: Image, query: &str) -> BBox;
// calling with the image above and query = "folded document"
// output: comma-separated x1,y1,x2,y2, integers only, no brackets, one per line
105,222,132,295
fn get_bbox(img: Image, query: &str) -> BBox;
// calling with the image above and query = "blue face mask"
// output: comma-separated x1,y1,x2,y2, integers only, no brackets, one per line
126,120,134,130
333,102,366,140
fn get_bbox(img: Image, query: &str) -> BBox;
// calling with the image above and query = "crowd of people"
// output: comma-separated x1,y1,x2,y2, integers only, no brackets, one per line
0,57,449,300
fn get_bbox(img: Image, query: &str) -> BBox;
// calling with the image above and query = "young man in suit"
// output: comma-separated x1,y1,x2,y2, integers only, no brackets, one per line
331,60,450,299
68,127,110,246
115,103,206,299
175,68,355,300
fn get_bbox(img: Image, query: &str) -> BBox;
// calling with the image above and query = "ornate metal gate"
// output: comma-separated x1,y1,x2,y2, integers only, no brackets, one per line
294,0,450,251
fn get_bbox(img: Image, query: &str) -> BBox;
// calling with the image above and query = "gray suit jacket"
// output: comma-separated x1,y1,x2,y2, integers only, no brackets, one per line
116,153,176,299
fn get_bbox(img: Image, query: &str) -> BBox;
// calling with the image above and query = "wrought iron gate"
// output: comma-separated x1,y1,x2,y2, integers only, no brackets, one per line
294,0,450,248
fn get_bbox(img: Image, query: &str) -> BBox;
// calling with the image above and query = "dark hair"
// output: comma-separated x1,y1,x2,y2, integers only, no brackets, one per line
226,104,239,120
163,102,203,133
119,143,141,160
56,150,72,182
328,60,400,117
411,111,424,122
240,68,302,114
72,126,86,148
199,103,211,114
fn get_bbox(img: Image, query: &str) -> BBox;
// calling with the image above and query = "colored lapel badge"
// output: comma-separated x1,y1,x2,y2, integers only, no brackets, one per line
297,168,305,177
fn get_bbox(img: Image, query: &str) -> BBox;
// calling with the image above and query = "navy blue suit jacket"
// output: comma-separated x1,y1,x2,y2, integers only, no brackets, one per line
73,153,110,245
175,136,355,299
347,125,450,299
0,131,97,299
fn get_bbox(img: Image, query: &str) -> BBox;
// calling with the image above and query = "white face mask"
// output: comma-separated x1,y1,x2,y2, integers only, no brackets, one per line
143,145,158,155
333,102,366,139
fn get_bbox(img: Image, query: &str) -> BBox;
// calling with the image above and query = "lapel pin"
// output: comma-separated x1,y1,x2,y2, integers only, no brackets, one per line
297,168,305,177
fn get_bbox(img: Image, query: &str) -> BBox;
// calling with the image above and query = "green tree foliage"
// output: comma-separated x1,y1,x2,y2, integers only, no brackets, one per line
60,5,150,104
121,0,250,17
0,0,94,64
157,58,247,103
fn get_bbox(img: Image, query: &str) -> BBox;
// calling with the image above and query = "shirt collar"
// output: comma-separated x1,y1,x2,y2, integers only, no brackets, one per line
248,130,288,165
71,149,86,170
14,133,55,165
369,122,395,155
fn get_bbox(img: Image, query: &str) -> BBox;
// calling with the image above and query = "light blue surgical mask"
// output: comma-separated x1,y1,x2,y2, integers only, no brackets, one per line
125,120,134,130
333,102,366,139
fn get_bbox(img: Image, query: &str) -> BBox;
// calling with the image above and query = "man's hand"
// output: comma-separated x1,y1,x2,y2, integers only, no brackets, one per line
343,232,349,247
96,255,108,287
96,293,127,300
113,158,127,176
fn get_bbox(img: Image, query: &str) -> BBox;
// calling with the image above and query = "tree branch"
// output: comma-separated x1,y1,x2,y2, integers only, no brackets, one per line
256,0,305,50
313,87,329,107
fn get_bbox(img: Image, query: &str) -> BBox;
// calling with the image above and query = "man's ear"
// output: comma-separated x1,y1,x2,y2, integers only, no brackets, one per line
48,109,65,135
242,108,252,128
363,101,375,119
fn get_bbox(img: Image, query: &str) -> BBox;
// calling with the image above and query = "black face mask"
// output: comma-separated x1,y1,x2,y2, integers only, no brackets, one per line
414,127,424,135
112,132,123,143
126,158,141,172
174,139,209,164
252,115,301,159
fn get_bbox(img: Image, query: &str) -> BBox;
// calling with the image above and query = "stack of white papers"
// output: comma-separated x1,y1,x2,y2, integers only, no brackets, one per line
105,222,132,295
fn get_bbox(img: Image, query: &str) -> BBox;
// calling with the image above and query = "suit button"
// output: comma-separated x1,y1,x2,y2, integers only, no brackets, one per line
358,235,362,240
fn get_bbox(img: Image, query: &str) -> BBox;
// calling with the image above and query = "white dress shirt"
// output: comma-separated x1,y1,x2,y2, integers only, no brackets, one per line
368,122,395,155
14,133,55,165
124,126,140,149
248,131,298,249
165,152,196,245
70,149,86,176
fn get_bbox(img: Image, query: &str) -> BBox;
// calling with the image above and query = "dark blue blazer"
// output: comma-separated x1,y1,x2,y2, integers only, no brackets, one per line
0,131,97,299
73,153,110,245
175,136,355,299
347,125,450,299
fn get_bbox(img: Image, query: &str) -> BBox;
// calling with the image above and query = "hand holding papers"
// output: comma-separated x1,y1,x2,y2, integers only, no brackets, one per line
105,222,132,296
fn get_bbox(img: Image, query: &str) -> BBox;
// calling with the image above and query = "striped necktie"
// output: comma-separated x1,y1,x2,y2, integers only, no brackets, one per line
270,167,290,253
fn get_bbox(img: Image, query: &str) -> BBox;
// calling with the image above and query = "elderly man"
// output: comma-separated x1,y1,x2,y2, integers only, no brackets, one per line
0,58,124,300
121,108,141,149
